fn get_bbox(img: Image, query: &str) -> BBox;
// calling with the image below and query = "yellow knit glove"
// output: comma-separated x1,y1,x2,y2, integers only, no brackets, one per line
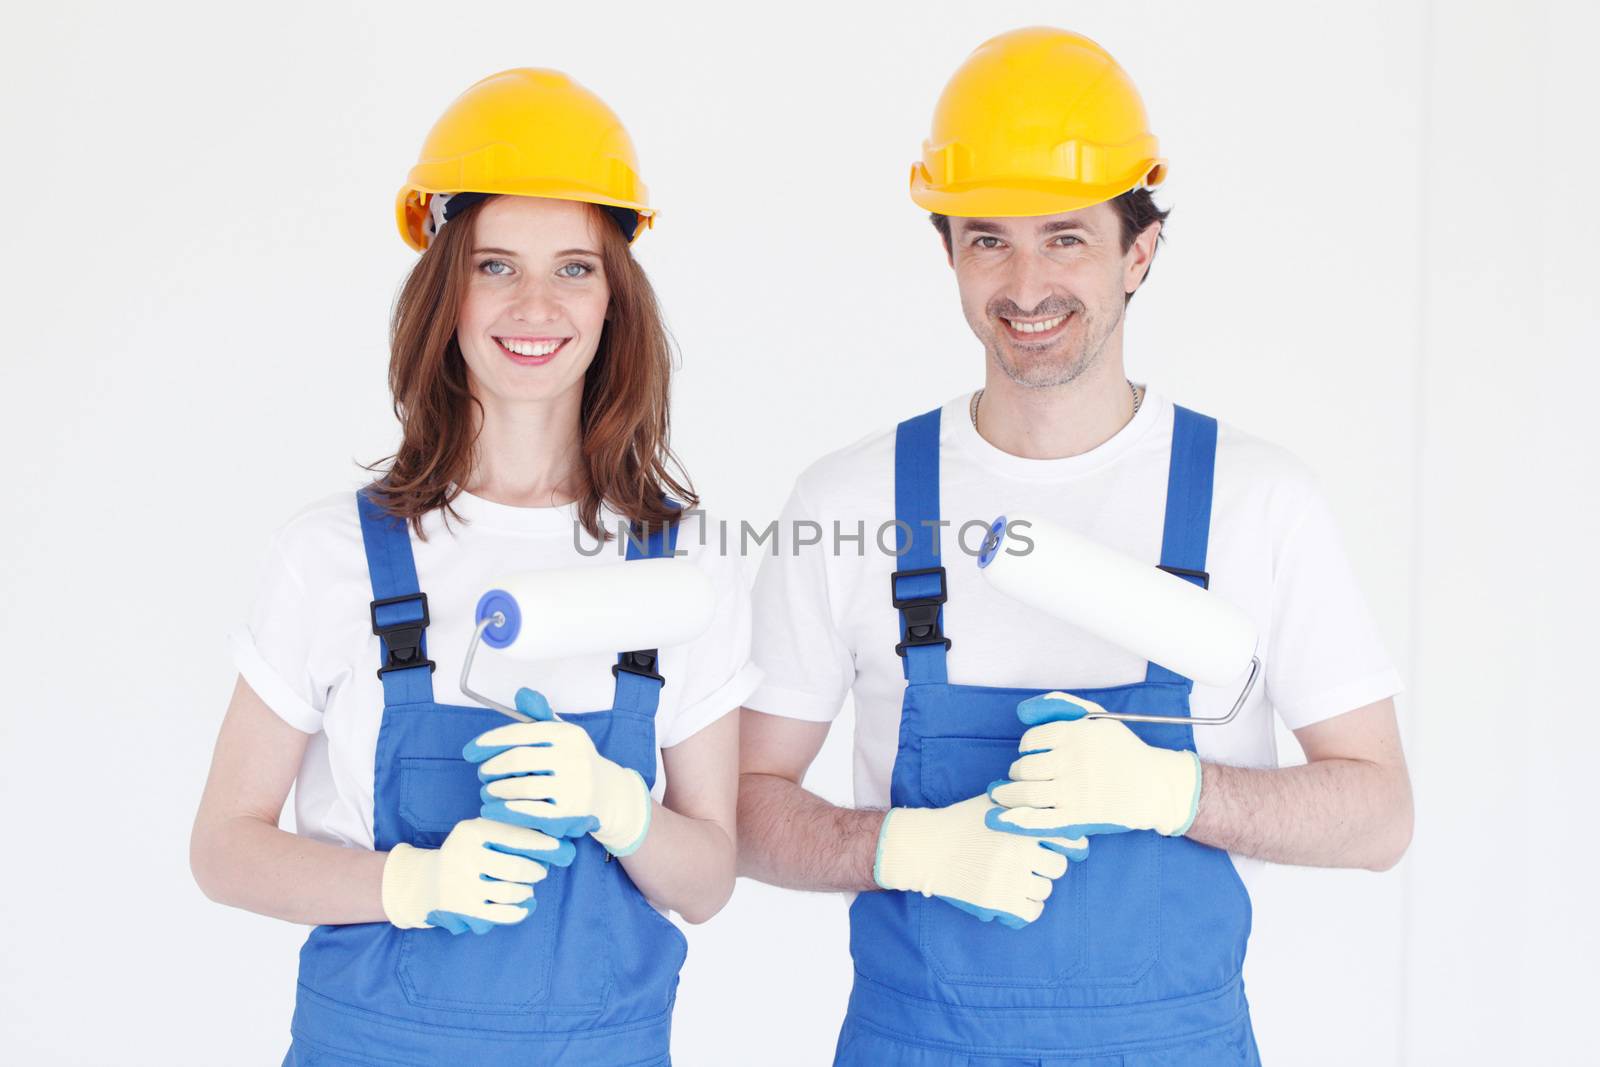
987,692,1202,839
874,795,1089,929
381,817,571,935
468,691,653,857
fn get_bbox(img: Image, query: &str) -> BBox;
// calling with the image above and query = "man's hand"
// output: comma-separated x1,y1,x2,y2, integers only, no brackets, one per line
986,692,1202,839
874,795,1088,928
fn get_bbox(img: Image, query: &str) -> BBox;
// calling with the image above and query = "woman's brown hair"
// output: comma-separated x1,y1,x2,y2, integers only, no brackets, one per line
366,196,696,541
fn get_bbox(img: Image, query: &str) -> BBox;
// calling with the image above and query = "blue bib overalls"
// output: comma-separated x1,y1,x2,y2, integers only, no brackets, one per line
835,406,1261,1066
283,490,687,1066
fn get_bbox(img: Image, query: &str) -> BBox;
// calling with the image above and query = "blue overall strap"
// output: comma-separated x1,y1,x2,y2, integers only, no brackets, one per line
356,488,436,708
1145,405,1219,689
612,503,684,715
891,408,950,685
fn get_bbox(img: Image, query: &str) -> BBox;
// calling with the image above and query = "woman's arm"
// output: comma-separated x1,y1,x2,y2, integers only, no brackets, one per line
190,676,388,925
617,708,739,924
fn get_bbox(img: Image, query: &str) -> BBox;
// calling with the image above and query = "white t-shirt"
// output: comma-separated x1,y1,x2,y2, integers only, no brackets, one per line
232,490,762,851
746,389,1402,891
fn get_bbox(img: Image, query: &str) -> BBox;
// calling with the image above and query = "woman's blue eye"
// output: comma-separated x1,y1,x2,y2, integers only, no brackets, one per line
479,259,512,276
558,262,593,278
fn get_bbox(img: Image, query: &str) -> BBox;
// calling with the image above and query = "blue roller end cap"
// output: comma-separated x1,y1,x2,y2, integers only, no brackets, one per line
976,516,1007,569
475,589,521,649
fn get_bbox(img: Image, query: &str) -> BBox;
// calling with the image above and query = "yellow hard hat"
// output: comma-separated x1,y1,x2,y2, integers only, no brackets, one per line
396,68,654,251
910,27,1167,218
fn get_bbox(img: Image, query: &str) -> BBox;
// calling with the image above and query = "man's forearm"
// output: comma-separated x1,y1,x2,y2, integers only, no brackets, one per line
737,772,884,892
1187,758,1413,871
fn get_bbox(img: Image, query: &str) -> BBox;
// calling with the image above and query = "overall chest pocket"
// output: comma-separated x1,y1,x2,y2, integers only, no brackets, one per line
395,756,481,846
389,741,614,1018
914,734,1161,988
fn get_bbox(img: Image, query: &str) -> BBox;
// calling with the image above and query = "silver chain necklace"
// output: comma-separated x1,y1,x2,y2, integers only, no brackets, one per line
970,380,1142,431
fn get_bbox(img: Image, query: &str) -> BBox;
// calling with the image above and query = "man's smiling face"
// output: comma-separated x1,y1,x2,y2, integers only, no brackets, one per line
948,203,1154,389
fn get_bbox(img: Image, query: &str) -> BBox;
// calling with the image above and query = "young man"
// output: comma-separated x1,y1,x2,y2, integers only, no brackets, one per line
737,27,1412,1065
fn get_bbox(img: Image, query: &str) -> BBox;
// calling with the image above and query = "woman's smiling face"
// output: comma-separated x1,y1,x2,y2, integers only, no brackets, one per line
455,195,611,406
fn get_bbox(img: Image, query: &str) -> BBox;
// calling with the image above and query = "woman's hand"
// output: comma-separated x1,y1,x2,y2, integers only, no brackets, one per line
465,688,654,856
465,687,741,924
382,817,575,935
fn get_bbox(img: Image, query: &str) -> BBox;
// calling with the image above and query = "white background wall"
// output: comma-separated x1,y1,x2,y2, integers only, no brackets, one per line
0,1,1593,1063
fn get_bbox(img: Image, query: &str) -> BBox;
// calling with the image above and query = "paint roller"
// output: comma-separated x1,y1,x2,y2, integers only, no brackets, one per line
976,514,1260,726
461,557,717,721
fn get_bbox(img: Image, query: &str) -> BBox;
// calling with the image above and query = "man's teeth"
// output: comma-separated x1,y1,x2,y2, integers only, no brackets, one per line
499,338,562,356
1006,314,1067,334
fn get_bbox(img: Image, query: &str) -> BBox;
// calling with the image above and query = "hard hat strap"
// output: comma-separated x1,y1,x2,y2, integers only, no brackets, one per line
422,191,490,247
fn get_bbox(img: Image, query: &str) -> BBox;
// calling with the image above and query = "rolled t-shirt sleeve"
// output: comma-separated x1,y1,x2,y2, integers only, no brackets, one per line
744,483,856,723
1265,482,1404,731
228,532,327,735
656,513,763,749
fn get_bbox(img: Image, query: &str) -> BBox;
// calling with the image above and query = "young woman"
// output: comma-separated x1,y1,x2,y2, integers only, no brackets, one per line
190,69,757,1066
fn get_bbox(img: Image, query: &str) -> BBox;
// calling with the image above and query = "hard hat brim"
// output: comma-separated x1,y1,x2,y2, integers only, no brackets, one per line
396,182,655,251
910,168,1163,220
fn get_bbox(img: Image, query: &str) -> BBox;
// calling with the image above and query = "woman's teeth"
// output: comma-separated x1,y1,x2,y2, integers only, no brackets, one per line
1005,314,1068,334
499,338,562,356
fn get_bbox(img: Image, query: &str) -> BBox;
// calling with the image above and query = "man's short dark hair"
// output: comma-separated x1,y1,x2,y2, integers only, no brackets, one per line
929,188,1171,305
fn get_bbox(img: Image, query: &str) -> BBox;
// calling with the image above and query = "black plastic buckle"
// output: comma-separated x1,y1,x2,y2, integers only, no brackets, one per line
891,566,952,657
612,649,664,683
1158,564,1210,590
370,593,436,677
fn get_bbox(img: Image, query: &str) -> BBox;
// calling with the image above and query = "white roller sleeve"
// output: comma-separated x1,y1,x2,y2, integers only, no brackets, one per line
476,557,716,661
977,514,1257,687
